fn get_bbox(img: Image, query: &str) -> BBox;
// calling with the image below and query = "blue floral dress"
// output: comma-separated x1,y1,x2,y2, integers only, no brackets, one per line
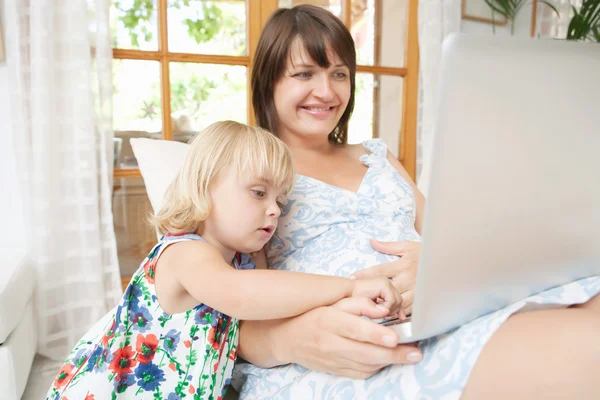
233,139,600,400
46,233,254,400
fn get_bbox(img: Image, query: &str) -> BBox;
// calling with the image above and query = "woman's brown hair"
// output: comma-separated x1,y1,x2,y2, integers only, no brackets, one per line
251,5,356,145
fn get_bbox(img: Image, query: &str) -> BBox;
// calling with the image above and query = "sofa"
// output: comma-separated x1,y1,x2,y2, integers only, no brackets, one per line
0,248,36,400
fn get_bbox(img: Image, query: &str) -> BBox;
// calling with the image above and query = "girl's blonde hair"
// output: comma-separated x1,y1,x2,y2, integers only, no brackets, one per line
151,120,295,235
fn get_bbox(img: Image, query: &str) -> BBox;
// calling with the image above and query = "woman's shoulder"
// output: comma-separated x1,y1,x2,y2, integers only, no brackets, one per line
361,139,388,157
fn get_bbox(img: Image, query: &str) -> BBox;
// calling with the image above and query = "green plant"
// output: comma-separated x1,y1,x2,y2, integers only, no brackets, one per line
112,0,246,129
566,0,600,41
112,0,225,47
484,0,560,35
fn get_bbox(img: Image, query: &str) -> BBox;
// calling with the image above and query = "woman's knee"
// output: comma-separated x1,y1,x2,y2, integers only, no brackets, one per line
462,306,600,400
572,293,600,315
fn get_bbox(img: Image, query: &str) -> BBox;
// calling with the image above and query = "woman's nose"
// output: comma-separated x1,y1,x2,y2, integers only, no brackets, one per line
312,74,334,102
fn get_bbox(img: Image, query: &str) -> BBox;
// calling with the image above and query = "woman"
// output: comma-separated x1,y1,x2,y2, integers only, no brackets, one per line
234,5,600,399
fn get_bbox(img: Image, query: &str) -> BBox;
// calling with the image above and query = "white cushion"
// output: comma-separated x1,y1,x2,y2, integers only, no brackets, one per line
0,249,34,344
0,299,36,400
130,138,189,212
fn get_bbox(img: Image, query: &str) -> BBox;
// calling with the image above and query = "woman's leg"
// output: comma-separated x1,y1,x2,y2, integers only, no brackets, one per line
462,294,600,400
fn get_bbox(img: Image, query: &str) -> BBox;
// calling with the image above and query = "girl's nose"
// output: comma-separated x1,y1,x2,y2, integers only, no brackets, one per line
267,201,281,218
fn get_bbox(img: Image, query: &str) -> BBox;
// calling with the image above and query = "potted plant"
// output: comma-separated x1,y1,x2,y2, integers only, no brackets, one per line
566,0,600,41
484,0,560,35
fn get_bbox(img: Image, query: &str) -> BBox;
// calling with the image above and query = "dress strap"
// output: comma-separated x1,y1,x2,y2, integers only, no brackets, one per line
360,139,388,168
151,233,255,270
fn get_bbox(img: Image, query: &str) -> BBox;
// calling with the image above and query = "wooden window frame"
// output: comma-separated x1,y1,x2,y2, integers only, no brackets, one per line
113,0,418,180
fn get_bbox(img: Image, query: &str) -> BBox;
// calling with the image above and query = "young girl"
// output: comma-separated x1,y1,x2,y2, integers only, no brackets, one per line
45,121,403,400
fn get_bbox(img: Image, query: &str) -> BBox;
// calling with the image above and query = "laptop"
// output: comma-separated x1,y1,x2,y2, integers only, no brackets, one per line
385,33,600,343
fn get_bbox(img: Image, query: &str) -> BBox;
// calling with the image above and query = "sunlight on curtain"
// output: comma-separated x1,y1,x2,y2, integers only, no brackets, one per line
7,0,122,361
416,0,461,196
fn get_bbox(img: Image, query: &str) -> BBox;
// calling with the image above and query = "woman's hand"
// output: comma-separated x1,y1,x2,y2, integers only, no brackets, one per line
240,297,422,379
351,277,403,316
350,240,420,314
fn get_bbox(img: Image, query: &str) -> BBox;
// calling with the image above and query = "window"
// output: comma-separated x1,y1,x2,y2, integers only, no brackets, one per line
112,0,418,281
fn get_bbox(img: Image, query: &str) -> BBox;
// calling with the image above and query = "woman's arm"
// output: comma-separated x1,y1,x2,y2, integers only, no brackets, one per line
238,297,423,377
170,241,401,320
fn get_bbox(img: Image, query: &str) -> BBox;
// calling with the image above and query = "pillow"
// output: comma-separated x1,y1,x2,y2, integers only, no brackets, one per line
130,138,189,213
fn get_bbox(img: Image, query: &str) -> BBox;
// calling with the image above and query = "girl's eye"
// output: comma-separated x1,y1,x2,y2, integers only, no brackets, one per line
276,201,285,209
252,190,265,198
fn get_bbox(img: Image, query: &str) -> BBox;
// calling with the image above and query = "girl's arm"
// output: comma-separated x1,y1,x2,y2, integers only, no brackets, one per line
169,240,400,320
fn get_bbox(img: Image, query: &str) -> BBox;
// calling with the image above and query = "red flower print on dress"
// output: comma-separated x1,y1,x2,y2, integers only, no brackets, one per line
54,363,75,389
184,340,191,348
84,393,95,400
143,259,155,284
109,346,137,375
188,384,195,394
228,348,237,361
101,319,117,346
207,326,221,350
135,333,158,364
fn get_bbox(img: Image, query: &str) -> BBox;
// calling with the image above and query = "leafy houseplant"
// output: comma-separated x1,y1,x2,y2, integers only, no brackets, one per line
484,0,560,35
566,0,600,41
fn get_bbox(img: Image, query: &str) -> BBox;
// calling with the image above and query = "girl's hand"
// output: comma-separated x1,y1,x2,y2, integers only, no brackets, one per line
350,240,420,314
351,277,403,315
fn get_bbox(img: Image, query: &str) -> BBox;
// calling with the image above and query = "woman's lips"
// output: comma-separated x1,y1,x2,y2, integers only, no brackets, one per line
300,105,337,119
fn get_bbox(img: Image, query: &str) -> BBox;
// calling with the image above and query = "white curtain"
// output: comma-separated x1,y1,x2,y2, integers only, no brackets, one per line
536,0,581,39
6,0,122,361
416,0,461,196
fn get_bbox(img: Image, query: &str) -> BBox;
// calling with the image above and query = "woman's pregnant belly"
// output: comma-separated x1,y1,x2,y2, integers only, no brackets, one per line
268,220,421,277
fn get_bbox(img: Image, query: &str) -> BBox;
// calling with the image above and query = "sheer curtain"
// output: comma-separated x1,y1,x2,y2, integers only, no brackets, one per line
536,0,580,39
6,0,122,361
416,0,461,195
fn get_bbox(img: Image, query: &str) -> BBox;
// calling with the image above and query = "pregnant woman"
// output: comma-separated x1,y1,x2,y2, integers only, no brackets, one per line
233,5,600,399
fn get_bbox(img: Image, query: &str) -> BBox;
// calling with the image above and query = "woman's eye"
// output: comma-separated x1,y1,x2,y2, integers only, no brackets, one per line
294,71,312,79
334,72,347,80
252,190,265,198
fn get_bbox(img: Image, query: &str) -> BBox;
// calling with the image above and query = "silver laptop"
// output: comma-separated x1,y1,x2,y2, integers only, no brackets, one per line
386,33,600,343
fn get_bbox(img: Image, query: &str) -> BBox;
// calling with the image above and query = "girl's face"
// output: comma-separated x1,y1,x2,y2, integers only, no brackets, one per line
200,166,287,261
273,39,351,144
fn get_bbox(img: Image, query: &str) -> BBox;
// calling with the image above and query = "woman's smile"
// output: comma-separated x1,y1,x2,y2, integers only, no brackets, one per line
299,104,338,119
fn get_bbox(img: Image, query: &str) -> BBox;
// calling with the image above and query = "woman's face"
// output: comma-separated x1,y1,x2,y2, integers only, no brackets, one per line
273,38,351,143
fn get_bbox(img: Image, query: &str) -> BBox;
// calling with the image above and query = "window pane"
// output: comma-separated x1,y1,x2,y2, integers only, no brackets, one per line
111,0,159,51
349,73,374,144
113,60,162,168
168,0,247,56
113,177,157,278
349,73,403,157
282,0,343,19
351,0,406,68
170,62,247,141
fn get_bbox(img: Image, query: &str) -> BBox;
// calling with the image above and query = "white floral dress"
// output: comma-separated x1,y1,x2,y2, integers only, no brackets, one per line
46,233,254,400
